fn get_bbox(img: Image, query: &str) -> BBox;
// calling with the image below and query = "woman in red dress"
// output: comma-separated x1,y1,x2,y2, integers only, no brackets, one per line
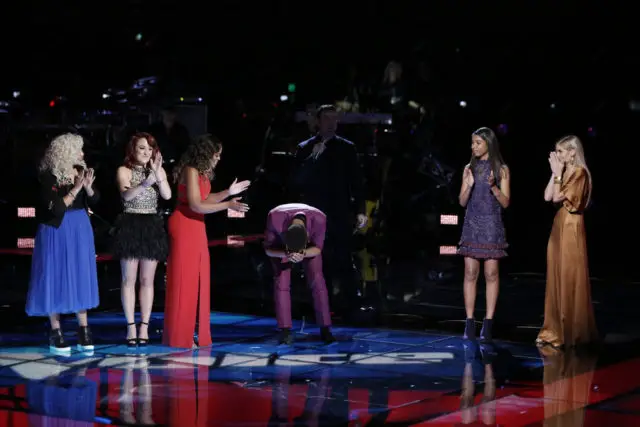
163,135,250,348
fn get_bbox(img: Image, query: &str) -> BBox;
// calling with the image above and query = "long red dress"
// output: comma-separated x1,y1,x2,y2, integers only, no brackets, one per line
163,175,212,348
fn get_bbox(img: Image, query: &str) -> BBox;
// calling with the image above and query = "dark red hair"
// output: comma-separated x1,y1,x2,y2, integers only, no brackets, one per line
123,132,159,168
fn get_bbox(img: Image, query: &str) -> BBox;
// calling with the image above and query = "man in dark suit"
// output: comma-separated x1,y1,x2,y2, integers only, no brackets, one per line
290,104,367,317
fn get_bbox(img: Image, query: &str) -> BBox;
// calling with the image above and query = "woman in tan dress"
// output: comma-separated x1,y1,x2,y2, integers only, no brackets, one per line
537,135,598,349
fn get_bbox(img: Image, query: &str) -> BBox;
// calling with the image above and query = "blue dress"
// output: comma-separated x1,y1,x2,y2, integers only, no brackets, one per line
26,172,100,316
458,159,508,259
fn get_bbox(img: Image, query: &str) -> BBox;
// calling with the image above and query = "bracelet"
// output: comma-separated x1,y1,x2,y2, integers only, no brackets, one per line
69,191,77,199
553,176,562,184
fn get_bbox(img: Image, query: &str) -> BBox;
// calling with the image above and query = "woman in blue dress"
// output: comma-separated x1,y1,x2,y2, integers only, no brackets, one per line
458,127,510,342
26,133,100,353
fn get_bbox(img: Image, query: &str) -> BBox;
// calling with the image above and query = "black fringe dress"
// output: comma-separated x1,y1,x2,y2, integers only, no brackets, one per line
112,166,169,261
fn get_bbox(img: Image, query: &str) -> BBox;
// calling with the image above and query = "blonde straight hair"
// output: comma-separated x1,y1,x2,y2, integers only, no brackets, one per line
556,135,592,207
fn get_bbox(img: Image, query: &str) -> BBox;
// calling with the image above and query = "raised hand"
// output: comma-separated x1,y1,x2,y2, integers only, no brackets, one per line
464,167,474,187
228,197,249,212
228,178,251,196
73,169,86,191
549,152,563,175
83,168,95,190
150,153,163,172
487,170,495,187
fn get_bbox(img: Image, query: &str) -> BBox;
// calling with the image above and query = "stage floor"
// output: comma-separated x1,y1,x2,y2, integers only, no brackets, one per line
0,312,639,426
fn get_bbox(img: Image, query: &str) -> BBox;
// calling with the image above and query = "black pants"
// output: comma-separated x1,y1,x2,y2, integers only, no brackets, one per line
321,221,361,312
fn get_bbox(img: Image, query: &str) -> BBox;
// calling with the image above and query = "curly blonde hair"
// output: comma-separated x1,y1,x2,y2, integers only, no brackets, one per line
39,133,86,185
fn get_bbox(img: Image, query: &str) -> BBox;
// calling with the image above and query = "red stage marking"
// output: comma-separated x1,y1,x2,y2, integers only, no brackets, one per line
412,358,640,426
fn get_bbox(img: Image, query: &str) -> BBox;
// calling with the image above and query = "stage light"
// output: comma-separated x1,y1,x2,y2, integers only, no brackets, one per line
197,97,203,102
459,100,467,108
135,33,142,41
288,83,296,93
179,97,184,102
17,207,35,218
440,214,458,225
550,103,556,109
49,100,55,107
587,126,596,137
102,93,110,99
497,123,508,135
17,238,34,249
280,94,288,102
12,91,20,98
439,245,457,255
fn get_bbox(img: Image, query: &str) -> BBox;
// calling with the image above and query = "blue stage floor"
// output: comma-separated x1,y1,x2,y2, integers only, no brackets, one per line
0,311,639,426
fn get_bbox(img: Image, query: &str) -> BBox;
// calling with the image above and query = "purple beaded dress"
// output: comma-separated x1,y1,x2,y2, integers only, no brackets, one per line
458,159,508,259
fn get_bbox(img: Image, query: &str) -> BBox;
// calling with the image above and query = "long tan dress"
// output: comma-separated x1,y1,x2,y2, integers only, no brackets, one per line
537,166,598,347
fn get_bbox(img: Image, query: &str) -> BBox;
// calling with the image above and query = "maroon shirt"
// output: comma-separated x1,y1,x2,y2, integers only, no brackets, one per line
264,203,327,251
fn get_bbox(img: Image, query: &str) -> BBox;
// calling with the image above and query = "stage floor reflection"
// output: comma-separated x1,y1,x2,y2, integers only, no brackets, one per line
0,312,638,426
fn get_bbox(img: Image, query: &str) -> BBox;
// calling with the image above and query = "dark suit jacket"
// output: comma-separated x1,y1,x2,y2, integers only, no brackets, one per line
290,135,365,224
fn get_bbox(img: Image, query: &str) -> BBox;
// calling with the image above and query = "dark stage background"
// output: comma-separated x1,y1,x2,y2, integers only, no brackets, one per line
1,2,639,309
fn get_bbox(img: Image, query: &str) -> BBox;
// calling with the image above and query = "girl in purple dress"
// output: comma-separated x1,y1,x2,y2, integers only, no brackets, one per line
458,127,511,342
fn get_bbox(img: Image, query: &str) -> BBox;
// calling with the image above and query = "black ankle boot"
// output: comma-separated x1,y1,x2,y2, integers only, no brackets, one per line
320,327,336,345
49,328,71,353
463,318,476,340
278,328,293,345
77,326,94,351
480,319,493,342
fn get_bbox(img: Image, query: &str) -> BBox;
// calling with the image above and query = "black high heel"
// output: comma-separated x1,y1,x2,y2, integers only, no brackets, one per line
138,322,149,347
126,323,137,348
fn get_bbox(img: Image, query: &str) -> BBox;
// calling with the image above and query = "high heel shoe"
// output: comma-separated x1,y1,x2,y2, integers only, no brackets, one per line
138,322,149,347
479,318,493,342
126,323,137,348
463,318,476,340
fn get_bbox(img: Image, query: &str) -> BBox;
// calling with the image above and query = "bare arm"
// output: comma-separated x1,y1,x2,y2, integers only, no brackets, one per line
184,167,229,214
265,248,288,259
491,166,511,209
205,189,230,204
544,175,556,202
459,166,473,207
155,167,172,200
117,167,150,202
551,179,566,203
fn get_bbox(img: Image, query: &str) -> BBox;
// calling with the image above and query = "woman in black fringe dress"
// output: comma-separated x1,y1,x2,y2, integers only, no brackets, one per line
113,132,172,346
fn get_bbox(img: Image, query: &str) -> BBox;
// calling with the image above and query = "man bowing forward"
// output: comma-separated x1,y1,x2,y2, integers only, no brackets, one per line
264,203,335,345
